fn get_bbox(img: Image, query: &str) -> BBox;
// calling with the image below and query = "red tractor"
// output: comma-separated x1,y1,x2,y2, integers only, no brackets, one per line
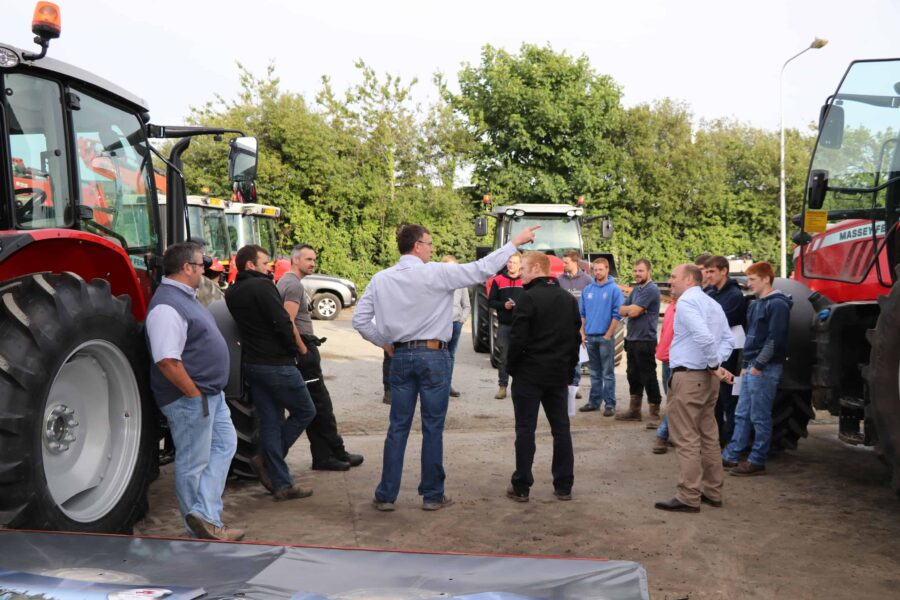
779,58,900,490
0,4,258,533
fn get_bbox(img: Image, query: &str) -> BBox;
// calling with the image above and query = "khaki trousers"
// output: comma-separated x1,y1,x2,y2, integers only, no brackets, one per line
667,370,724,507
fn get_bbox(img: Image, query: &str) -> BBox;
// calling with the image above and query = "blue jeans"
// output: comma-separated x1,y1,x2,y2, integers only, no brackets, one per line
722,364,784,466
448,321,463,383
585,335,616,409
376,347,451,504
159,392,236,532
244,363,317,490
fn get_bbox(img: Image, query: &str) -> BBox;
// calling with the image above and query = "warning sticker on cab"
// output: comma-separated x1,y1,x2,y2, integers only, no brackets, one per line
804,209,828,233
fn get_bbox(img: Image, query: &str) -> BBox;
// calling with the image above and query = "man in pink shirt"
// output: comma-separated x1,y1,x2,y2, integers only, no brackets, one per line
652,293,678,454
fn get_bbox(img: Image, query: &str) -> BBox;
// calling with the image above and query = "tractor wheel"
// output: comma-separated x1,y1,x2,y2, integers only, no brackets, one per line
226,393,259,480
769,388,814,452
867,277,900,493
489,309,500,369
471,288,490,353
0,273,156,533
613,328,625,367
311,292,341,320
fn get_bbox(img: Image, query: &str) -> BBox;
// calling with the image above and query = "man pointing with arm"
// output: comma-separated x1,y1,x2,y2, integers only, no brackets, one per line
353,223,540,512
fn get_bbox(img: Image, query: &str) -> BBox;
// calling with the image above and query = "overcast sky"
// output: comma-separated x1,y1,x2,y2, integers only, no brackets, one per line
2,0,898,131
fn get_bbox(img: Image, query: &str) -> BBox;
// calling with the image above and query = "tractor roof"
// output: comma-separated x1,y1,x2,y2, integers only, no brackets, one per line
2,43,149,113
491,203,579,216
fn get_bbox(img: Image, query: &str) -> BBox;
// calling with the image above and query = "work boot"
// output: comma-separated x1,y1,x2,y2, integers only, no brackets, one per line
273,484,314,501
494,386,507,400
615,395,643,421
652,437,668,454
382,390,391,405
645,403,661,429
250,453,274,492
730,461,766,477
186,513,245,541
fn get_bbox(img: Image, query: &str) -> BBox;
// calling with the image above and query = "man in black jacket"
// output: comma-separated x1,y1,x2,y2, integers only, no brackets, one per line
504,252,582,502
225,244,316,502
703,255,748,445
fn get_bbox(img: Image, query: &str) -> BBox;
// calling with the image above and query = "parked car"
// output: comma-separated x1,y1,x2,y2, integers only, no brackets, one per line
303,274,358,320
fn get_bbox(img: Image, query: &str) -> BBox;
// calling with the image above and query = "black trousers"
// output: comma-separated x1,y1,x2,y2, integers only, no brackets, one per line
625,339,662,405
297,336,347,463
510,379,574,495
715,349,741,446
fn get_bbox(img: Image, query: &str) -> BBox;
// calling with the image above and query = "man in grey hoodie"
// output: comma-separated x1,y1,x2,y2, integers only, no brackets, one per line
722,261,792,476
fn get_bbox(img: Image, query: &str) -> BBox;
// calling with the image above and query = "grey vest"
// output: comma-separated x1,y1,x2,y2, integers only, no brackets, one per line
147,282,230,407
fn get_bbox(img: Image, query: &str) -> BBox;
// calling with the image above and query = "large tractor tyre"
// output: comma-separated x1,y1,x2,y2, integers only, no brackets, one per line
226,392,259,480
769,388,815,452
0,272,156,533
311,292,341,320
867,276,900,493
613,328,625,367
471,288,490,353
489,309,500,369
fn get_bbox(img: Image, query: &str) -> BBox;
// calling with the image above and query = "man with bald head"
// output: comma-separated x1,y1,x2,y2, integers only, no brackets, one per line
655,264,734,513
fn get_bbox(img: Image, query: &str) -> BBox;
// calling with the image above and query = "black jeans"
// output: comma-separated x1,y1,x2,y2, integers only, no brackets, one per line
497,324,512,386
298,336,348,463
625,339,662,405
715,349,741,446
510,379,574,495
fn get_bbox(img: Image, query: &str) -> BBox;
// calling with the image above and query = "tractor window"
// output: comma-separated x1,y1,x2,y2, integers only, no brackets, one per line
259,217,278,258
5,73,73,229
507,216,581,255
70,89,157,252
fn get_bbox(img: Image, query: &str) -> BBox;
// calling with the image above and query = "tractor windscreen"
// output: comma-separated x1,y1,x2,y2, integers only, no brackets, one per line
801,59,900,283
188,205,231,261
507,215,581,255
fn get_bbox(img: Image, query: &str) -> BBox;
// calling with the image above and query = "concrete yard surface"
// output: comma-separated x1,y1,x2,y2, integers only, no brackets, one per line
136,311,900,599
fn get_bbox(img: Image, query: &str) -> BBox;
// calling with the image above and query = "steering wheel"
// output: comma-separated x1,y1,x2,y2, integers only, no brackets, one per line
14,187,49,222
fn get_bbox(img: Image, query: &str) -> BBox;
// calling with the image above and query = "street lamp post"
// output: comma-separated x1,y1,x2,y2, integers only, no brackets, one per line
779,37,828,278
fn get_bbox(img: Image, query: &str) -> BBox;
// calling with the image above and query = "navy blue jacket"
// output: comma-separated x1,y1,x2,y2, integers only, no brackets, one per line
742,290,793,371
705,278,747,329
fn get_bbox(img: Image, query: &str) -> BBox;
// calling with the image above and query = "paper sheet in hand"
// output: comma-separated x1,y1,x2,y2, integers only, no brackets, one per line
730,325,746,349
732,376,741,396
579,344,589,364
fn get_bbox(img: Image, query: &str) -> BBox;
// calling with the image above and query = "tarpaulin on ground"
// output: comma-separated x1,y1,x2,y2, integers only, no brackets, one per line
0,530,649,599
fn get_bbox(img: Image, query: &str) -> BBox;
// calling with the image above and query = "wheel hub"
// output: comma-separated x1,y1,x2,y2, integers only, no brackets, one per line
45,404,78,453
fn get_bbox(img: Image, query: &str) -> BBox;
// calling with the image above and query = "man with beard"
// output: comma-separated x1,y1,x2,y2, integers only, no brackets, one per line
617,259,662,424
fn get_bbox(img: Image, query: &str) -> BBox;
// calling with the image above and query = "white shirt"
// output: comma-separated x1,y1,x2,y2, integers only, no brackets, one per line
352,243,517,348
668,285,734,370
145,277,196,363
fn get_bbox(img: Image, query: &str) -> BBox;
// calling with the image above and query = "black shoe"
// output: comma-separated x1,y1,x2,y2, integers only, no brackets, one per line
312,457,351,471
450,387,461,397
506,485,529,503
700,494,723,508
578,403,599,412
722,458,738,468
654,497,700,513
602,407,615,417
339,453,364,467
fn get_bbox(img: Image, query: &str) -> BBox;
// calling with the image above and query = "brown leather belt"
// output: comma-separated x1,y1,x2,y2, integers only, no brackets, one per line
394,339,447,350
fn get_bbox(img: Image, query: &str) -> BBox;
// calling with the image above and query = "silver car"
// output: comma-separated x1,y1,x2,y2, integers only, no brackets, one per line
302,274,358,320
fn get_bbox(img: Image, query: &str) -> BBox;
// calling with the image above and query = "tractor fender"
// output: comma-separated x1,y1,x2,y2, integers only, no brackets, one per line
772,277,817,392
0,231,150,320
207,298,244,401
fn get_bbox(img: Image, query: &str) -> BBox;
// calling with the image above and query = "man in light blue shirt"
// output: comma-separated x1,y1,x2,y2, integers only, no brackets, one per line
655,263,734,513
354,223,540,512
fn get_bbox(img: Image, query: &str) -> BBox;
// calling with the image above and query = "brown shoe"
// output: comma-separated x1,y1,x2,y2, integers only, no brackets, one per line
506,485,529,503
186,513,245,541
273,484,314,501
730,461,766,477
382,390,391,405
652,437,668,454
494,386,507,400
615,395,643,421
645,403,661,428
553,489,572,501
250,453,274,492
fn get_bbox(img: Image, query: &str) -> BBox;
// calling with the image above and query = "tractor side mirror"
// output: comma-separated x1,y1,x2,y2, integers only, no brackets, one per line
601,217,613,239
474,216,488,237
808,169,829,210
228,136,258,184
819,103,844,149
